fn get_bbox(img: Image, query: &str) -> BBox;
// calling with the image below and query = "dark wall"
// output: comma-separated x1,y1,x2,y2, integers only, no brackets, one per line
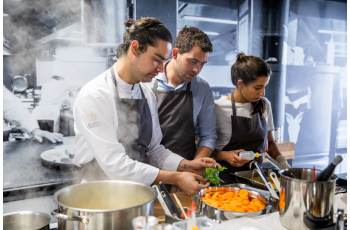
135,0,177,49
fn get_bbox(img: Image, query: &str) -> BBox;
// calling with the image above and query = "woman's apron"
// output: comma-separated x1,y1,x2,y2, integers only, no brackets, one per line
217,93,268,185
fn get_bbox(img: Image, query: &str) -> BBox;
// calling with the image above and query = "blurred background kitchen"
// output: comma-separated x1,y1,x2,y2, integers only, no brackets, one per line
3,0,347,217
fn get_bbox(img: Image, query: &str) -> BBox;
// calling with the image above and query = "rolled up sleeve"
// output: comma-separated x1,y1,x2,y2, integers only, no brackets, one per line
197,85,217,150
74,92,160,185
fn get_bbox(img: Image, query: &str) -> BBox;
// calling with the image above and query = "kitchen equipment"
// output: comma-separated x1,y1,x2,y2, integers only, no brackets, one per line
152,185,172,216
40,148,75,168
51,181,157,230
263,153,286,170
195,186,269,221
316,155,343,181
273,126,283,143
172,216,217,230
252,160,279,199
159,182,182,218
132,216,158,230
173,194,187,219
279,168,337,230
3,211,51,230
11,75,29,93
235,168,280,192
270,172,281,192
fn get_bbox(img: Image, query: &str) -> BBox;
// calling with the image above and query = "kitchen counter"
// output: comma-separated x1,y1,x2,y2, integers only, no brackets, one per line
3,136,81,202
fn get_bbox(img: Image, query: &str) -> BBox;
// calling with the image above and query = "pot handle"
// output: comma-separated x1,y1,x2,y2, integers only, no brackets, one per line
51,208,89,224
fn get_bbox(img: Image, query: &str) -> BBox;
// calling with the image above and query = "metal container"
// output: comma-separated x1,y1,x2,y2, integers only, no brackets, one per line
51,181,157,230
3,211,51,230
279,168,337,230
11,75,29,92
195,186,269,221
235,168,280,192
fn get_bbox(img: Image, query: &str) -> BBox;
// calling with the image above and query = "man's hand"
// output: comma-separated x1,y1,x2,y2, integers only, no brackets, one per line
169,185,182,193
188,157,221,175
174,172,210,195
222,149,250,167
31,129,64,143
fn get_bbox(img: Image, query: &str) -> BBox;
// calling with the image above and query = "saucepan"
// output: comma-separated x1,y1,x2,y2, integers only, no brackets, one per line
51,180,157,230
3,211,51,230
279,168,337,230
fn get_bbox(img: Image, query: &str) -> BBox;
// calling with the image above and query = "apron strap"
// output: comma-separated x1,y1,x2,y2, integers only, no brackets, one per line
186,82,191,92
110,65,146,100
152,79,159,93
231,92,236,116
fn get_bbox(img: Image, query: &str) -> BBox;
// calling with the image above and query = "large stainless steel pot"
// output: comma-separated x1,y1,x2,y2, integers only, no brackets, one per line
279,168,337,230
51,181,157,230
3,211,51,230
195,186,269,221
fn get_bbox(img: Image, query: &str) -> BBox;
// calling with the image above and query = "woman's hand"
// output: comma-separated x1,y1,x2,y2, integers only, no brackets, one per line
222,149,250,167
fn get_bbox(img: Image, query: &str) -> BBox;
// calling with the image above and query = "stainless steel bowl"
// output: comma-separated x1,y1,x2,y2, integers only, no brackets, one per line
3,211,51,230
195,186,269,221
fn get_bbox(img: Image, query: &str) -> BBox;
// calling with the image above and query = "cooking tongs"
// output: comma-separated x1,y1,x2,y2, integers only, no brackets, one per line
262,151,296,179
252,160,279,200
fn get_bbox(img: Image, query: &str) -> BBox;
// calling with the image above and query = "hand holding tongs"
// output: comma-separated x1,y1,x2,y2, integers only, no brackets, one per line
252,160,279,200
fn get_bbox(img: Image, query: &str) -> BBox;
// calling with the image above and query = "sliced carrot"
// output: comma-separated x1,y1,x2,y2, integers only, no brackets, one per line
239,189,249,197
242,200,250,205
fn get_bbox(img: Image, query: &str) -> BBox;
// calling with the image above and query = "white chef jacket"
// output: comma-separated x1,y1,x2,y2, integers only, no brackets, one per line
3,86,39,134
73,66,184,185
214,96,274,151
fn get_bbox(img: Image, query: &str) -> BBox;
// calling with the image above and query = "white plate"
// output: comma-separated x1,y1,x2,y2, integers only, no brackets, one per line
40,148,74,165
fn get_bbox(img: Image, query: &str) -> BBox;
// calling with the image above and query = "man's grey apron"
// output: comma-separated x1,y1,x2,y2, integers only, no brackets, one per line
217,93,268,185
77,66,153,182
152,79,197,160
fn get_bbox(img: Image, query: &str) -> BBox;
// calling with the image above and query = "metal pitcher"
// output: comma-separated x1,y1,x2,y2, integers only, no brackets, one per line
278,168,337,230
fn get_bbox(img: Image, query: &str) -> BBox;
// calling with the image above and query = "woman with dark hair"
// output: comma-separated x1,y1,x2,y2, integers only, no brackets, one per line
213,52,291,184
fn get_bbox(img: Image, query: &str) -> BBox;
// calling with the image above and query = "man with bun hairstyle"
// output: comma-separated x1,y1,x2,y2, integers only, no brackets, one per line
73,17,214,195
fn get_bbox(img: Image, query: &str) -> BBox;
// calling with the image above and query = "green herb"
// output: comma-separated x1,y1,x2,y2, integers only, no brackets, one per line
202,159,227,186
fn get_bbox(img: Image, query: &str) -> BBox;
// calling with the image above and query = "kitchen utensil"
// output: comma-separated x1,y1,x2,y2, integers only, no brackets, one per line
40,148,75,168
313,165,316,181
263,153,297,179
159,182,182,218
3,211,51,230
316,155,343,181
252,160,279,199
11,75,29,92
263,153,286,170
152,185,171,216
196,186,269,221
279,168,337,230
234,168,280,192
173,194,187,219
51,180,157,230
269,172,281,192
172,217,217,230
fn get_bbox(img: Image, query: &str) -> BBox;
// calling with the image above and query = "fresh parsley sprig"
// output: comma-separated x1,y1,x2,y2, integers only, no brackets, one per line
202,158,227,186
